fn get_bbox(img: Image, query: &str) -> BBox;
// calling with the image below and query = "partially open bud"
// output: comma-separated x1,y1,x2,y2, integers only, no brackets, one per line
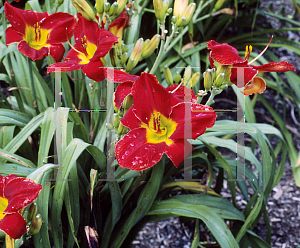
174,71,181,84
191,72,200,87
109,10,129,50
28,214,42,235
203,69,213,91
173,0,188,19
214,73,225,88
95,0,104,15
26,203,37,223
163,65,173,86
141,34,160,59
126,38,144,72
154,0,166,24
71,0,97,22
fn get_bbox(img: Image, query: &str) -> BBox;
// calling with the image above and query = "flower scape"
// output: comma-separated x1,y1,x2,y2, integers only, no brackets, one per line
0,0,298,247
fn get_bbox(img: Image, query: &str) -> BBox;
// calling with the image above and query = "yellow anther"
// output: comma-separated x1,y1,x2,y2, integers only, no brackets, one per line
245,45,248,59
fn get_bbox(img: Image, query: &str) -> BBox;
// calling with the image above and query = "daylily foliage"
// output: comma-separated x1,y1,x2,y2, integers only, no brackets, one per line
0,174,42,239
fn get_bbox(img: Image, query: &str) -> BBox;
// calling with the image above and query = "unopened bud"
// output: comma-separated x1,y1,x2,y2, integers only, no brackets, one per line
216,64,228,76
220,83,228,90
163,0,169,13
154,0,166,24
115,0,127,16
214,73,225,88
167,8,172,15
183,66,192,87
26,203,37,223
163,65,173,86
120,52,128,66
121,43,129,53
143,39,150,51
213,0,226,12
71,0,97,22
122,95,133,110
118,123,128,135
109,2,118,16
191,72,200,87
106,123,114,130
95,0,104,15
173,0,188,19
104,2,111,12
182,3,196,24
109,48,118,67
174,71,181,84
141,34,160,59
114,114,120,128
203,69,213,91
28,214,42,235
171,15,177,24
176,16,187,27
126,38,144,72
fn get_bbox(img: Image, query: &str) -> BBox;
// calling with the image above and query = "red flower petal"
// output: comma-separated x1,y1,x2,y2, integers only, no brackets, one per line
251,61,296,73
5,27,23,46
47,60,83,73
41,12,76,44
114,82,134,109
165,139,192,167
81,60,105,82
230,62,258,86
169,103,216,140
108,10,128,31
0,212,27,239
166,84,197,103
207,40,246,65
131,73,172,124
49,44,65,62
4,177,42,214
91,29,118,61
104,69,139,83
17,40,49,61
115,128,165,171
120,107,143,130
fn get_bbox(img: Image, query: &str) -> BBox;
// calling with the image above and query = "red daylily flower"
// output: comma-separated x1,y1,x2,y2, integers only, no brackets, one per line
108,10,129,46
47,14,118,82
0,174,42,239
207,40,296,95
115,73,216,171
5,2,76,62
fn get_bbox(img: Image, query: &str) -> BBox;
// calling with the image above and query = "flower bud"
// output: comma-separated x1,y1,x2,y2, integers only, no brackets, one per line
163,0,169,13
71,0,97,22
95,0,104,15
214,73,225,88
154,0,166,24
167,8,172,15
109,2,118,16
203,69,213,91
115,0,128,17
213,0,225,12
104,2,111,12
106,123,114,130
118,123,128,135
220,83,228,90
163,65,173,86
120,52,128,66
109,47,118,67
171,15,177,24
121,43,129,53
216,64,228,76
26,203,37,223
182,3,195,24
114,114,120,128
191,72,200,87
176,16,187,28
183,66,192,87
28,214,42,235
126,38,144,72
141,34,160,59
173,0,188,19
143,39,150,51
174,71,181,84
122,95,133,110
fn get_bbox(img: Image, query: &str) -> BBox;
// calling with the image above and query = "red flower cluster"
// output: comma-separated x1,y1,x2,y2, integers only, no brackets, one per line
0,174,42,239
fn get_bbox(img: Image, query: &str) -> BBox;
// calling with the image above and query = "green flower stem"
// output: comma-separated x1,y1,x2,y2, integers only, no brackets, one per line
205,88,219,106
149,24,177,75
27,57,39,114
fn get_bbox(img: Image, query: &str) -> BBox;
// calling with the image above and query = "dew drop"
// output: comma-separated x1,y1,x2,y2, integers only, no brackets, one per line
130,143,134,147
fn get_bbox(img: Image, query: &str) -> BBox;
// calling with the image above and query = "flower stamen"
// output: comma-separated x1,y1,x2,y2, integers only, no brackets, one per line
248,36,273,65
